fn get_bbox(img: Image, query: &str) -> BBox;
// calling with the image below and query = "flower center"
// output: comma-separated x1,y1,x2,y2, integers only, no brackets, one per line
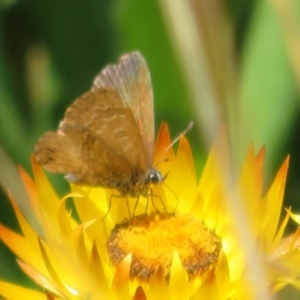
107,213,221,282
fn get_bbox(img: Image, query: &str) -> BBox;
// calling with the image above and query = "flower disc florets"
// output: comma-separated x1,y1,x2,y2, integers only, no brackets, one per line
107,212,221,282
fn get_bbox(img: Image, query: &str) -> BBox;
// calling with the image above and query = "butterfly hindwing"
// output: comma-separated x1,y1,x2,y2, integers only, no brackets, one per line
35,88,148,188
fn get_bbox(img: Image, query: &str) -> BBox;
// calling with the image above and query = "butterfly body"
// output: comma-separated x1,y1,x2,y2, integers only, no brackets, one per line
34,52,163,197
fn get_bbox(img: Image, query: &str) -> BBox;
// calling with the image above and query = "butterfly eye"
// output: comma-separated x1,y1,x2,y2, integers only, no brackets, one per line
148,169,164,185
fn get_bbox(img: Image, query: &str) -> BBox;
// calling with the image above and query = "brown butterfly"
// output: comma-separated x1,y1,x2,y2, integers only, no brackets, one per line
34,52,164,197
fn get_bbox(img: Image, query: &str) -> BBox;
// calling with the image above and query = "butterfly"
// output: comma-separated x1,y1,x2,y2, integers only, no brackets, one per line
34,51,164,197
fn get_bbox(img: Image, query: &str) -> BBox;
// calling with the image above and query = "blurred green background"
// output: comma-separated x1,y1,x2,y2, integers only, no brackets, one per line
0,0,300,297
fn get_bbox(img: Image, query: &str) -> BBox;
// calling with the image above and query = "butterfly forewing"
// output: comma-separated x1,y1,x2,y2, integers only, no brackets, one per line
92,52,154,168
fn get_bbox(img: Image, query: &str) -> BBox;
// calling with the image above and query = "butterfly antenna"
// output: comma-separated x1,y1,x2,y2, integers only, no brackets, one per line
160,121,194,160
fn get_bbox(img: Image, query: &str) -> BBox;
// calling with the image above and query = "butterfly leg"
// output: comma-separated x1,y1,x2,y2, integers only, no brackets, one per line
145,194,150,215
126,197,132,219
149,189,167,213
102,194,113,221
102,193,128,221
132,195,141,218
162,182,179,213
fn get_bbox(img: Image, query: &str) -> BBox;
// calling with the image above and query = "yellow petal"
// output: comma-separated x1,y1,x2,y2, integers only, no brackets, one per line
147,267,170,300
17,259,66,298
169,252,189,299
0,280,45,300
111,254,132,300
0,223,47,276
167,135,197,213
263,157,289,243
194,270,219,299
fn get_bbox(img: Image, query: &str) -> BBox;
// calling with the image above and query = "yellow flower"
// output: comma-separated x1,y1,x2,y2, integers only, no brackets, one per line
0,123,300,299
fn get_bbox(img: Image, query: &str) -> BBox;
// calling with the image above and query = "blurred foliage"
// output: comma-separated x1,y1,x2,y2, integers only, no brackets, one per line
0,1,300,297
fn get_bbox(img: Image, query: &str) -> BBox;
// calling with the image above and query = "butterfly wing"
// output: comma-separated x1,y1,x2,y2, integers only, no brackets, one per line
92,52,154,168
35,89,148,189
